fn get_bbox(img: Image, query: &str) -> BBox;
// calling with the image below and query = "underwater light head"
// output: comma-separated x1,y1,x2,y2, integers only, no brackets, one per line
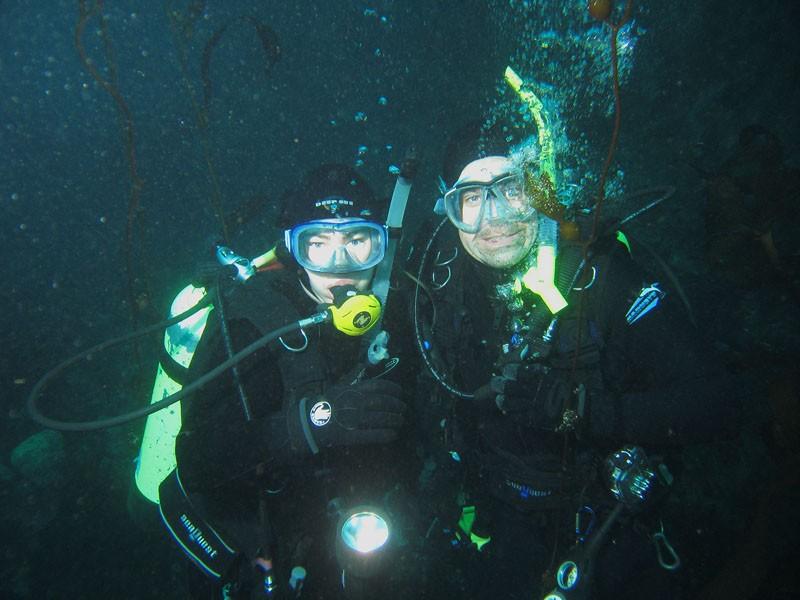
335,505,393,585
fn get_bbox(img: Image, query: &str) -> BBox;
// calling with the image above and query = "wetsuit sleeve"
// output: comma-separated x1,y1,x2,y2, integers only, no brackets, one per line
175,318,291,493
585,248,743,446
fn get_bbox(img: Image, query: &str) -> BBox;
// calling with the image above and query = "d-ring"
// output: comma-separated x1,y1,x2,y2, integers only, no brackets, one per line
573,266,597,291
432,266,452,290
434,247,459,267
279,328,308,352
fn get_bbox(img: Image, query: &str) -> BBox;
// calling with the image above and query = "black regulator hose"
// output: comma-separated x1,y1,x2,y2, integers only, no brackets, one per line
26,296,306,432
412,216,475,400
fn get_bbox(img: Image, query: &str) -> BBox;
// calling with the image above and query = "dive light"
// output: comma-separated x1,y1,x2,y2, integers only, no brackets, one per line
335,504,393,598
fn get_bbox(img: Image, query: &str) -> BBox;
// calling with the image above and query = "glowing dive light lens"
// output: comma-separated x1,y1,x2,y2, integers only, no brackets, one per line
340,511,390,554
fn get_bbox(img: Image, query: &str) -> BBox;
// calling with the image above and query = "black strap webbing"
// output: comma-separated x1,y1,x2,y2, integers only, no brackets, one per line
158,469,240,581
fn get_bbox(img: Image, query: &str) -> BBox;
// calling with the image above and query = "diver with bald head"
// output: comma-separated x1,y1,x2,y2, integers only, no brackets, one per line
409,123,744,599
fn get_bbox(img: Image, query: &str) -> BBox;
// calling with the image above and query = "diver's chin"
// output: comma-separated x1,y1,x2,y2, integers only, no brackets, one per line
479,247,529,269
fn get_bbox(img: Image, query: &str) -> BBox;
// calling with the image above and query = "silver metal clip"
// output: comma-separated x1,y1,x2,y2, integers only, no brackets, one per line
652,520,681,571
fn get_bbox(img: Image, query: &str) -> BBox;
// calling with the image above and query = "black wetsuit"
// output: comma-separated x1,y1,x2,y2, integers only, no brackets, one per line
169,267,417,597
412,221,742,599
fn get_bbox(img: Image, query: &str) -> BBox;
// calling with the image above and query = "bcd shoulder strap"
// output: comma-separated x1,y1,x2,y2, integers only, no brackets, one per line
223,272,327,395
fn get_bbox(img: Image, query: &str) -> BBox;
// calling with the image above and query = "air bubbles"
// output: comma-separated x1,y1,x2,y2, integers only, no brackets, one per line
363,8,389,23
355,145,368,168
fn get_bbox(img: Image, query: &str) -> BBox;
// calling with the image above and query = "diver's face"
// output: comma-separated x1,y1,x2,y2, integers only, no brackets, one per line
458,212,539,269
304,267,374,304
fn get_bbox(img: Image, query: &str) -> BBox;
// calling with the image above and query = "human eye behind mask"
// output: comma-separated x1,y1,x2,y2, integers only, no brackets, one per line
289,219,387,274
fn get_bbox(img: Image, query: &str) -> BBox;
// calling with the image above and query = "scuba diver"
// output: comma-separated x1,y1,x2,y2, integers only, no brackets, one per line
408,122,744,599
153,164,419,599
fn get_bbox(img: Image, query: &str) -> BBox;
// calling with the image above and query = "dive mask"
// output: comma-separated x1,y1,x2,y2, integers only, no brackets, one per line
285,218,387,274
443,157,535,233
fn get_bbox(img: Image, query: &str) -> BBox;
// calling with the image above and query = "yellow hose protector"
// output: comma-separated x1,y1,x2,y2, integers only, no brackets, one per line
519,244,568,314
251,246,277,269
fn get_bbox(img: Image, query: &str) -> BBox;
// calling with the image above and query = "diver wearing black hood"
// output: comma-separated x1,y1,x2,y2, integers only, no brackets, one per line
159,164,416,598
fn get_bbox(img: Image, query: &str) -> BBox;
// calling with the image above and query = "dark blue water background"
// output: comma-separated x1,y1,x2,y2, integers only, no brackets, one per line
2,1,798,597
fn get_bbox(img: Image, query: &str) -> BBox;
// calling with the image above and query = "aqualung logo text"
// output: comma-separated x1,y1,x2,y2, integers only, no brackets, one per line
180,513,219,558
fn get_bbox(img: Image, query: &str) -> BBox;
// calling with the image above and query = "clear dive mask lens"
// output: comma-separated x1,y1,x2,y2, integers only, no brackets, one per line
443,173,534,233
285,218,387,274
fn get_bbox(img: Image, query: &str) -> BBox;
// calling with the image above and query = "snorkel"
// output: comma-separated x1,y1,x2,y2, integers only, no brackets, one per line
505,66,569,316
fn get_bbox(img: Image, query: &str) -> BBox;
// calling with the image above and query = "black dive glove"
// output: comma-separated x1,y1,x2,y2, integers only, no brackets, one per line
286,379,406,456
473,363,581,431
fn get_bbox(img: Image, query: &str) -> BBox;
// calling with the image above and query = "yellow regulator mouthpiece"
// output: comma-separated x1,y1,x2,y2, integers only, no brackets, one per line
520,245,568,314
328,291,382,336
